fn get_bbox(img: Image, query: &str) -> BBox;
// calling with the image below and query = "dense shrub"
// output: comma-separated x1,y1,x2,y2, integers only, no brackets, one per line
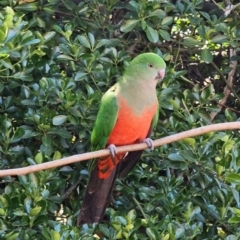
0,0,240,239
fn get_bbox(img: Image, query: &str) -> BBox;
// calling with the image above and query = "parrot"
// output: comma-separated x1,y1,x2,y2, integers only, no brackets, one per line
77,53,166,225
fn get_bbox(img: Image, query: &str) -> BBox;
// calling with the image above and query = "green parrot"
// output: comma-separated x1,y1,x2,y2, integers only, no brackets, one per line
77,53,166,225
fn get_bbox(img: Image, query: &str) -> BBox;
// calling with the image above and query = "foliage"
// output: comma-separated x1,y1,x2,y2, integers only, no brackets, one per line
0,0,240,239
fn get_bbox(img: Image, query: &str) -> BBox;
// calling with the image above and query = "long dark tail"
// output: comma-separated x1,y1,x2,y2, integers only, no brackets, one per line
77,150,144,225
77,164,118,225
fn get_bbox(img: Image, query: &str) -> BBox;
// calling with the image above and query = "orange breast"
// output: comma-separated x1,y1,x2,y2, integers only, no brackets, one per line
107,97,157,145
97,97,157,179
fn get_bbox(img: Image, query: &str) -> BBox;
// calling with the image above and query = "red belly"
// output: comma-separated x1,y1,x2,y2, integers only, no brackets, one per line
107,98,157,145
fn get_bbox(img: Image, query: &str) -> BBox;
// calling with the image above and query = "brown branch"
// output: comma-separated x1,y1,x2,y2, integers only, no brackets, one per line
211,0,225,11
1,122,240,177
217,102,240,114
61,177,82,200
210,49,238,121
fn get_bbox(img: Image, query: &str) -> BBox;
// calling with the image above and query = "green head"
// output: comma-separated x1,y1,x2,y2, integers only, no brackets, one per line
124,53,166,84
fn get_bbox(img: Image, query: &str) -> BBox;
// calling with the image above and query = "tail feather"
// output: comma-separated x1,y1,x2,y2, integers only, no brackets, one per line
77,148,146,225
119,150,143,179
77,164,118,225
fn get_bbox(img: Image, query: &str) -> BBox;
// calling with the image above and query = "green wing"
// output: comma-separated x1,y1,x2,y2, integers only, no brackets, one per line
89,85,119,171
91,84,119,150
150,104,159,130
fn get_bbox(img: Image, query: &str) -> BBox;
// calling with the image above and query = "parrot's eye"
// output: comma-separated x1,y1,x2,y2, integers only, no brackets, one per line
148,63,154,68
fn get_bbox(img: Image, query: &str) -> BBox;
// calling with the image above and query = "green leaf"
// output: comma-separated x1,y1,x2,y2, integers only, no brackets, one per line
53,150,61,160
33,215,48,226
160,100,173,110
176,1,185,13
24,197,32,214
146,26,159,43
4,29,18,43
51,230,60,240
78,35,91,48
168,153,185,161
146,227,158,240
211,35,228,44
26,157,36,166
57,54,74,61
36,17,45,28
228,216,240,223
200,11,211,22
0,196,9,208
53,25,64,34
0,81,4,93
21,99,36,105
49,128,71,138
30,206,42,216
201,49,213,63
43,31,56,43
43,6,55,14
183,37,201,46
19,175,28,185
129,0,139,12
14,3,38,12
141,19,147,30
148,9,166,18
0,59,13,69
74,71,88,81
59,166,73,173
68,107,82,117
182,138,196,146
5,232,19,240
162,16,173,25
159,29,170,41
226,173,240,185
127,209,136,223
21,85,30,98
120,19,140,33
98,225,110,237
35,152,43,164
0,208,5,215
225,235,238,240
14,72,33,81
11,128,25,143
95,39,121,48
198,111,211,124
0,29,6,42
52,115,68,126
88,32,95,48
29,173,39,188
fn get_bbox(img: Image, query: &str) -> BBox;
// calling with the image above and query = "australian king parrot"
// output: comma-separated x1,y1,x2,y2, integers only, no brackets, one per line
77,52,166,225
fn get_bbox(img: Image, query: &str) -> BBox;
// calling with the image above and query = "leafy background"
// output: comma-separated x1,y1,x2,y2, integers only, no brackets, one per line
0,0,240,239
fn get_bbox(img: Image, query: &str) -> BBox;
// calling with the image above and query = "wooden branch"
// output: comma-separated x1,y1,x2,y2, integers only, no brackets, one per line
1,122,240,177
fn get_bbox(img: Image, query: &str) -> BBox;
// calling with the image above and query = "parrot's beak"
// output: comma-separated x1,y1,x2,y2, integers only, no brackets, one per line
156,69,165,81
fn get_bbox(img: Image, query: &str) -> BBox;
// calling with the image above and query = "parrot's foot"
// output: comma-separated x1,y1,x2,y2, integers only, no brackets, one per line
108,144,117,157
143,138,154,150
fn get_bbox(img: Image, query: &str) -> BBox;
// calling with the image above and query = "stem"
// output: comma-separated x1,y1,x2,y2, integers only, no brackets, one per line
210,61,240,102
133,197,148,220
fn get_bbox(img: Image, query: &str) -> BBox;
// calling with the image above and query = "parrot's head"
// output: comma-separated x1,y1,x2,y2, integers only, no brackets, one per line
125,53,166,86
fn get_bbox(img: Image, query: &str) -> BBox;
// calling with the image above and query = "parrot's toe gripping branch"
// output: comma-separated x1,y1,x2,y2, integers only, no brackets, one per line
108,144,117,157
143,138,154,150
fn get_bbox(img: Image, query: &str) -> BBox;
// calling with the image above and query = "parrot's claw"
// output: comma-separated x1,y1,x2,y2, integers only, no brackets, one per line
143,138,154,150
108,144,117,157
